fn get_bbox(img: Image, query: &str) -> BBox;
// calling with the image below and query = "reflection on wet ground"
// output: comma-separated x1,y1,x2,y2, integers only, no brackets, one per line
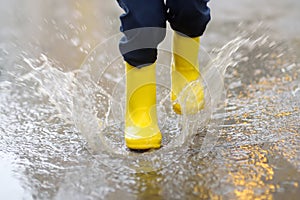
0,0,300,199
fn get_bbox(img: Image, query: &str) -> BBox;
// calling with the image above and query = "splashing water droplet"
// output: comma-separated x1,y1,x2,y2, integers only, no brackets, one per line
71,37,81,47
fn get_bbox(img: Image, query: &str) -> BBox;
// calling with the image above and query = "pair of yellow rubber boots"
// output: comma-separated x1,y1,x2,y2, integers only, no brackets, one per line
125,32,205,150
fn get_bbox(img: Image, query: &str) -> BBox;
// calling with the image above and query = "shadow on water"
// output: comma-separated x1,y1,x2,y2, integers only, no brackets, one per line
0,0,300,199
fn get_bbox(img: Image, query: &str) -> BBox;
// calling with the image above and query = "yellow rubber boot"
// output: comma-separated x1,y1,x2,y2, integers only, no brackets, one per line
171,32,205,114
125,62,162,149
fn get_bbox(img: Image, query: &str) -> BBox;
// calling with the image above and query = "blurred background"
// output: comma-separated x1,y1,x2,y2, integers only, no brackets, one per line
1,0,299,69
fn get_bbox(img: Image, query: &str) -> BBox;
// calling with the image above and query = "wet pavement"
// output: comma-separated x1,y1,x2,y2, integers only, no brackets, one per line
0,0,300,199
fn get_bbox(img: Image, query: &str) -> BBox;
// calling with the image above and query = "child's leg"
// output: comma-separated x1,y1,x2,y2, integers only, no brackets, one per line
117,0,167,67
117,0,167,149
166,0,210,114
166,0,210,38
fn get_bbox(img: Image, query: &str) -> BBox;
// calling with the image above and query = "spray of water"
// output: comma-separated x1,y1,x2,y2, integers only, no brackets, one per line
1,31,269,173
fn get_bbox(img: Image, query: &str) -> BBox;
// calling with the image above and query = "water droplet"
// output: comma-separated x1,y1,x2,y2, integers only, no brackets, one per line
71,37,80,47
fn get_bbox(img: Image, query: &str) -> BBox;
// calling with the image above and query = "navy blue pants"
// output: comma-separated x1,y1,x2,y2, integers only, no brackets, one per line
117,0,211,67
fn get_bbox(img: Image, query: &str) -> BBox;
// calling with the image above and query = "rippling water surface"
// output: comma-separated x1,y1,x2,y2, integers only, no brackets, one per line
0,0,299,199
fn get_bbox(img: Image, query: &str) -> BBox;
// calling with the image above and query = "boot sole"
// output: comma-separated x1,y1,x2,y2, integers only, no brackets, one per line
125,132,162,150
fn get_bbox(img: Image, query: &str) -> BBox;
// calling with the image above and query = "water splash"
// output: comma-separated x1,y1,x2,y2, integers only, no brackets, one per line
1,31,300,199
0,32,275,173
